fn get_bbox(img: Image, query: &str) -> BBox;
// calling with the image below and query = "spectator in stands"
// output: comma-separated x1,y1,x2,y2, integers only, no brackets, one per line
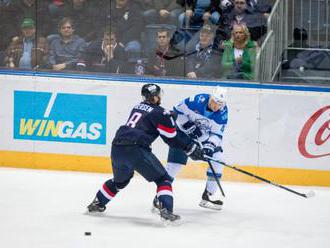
62,0,106,42
222,0,267,41
133,0,157,25
177,0,221,30
221,0,272,16
14,0,51,35
48,0,66,17
110,0,143,58
84,28,127,73
155,0,183,25
48,17,86,71
146,29,184,77
185,24,221,79
221,24,257,80
4,18,48,69
0,0,20,51
282,28,310,70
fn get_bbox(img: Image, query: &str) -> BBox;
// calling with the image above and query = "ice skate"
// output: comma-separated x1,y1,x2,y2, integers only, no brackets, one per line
151,196,161,214
199,189,223,210
160,207,181,225
87,197,106,213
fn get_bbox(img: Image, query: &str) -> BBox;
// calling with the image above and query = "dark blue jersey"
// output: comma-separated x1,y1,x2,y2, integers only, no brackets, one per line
112,101,191,150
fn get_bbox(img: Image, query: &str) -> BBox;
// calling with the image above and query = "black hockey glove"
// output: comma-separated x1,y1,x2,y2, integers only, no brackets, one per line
186,141,205,161
169,110,178,121
182,121,202,139
202,142,216,158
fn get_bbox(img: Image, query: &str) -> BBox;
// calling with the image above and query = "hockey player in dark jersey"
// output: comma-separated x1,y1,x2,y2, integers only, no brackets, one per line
87,83,205,222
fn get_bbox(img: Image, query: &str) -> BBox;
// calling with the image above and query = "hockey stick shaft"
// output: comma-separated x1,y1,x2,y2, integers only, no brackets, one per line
205,157,314,198
207,160,226,197
159,49,197,60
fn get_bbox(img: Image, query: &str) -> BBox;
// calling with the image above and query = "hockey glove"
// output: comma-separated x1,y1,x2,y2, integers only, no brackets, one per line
202,142,216,158
182,121,202,139
169,110,178,121
186,141,205,161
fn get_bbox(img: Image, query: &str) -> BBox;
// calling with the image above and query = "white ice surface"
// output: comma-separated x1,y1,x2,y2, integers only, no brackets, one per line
0,168,329,248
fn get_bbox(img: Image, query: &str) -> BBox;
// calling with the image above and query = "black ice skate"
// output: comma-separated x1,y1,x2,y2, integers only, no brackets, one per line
199,189,223,210
87,197,106,213
160,207,181,223
151,196,161,214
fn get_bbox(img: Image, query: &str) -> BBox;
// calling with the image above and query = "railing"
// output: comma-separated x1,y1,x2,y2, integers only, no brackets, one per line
288,0,330,48
256,0,288,82
257,0,330,82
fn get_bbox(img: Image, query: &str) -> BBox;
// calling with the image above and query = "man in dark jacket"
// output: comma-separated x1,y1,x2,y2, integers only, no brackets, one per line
222,0,267,41
48,17,86,71
146,29,184,77
110,0,143,57
177,0,221,29
84,28,127,73
185,25,221,79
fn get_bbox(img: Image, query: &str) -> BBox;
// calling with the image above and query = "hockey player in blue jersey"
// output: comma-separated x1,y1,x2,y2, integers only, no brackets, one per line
153,86,228,211
87,83,205,222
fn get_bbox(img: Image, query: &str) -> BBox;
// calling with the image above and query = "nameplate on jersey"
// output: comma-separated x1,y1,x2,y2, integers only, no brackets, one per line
134,103,154,113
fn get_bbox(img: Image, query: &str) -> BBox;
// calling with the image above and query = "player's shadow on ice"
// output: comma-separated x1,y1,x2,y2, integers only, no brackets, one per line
87,213,168,228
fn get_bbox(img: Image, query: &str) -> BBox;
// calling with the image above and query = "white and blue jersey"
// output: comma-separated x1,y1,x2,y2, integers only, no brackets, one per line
174,93,228,148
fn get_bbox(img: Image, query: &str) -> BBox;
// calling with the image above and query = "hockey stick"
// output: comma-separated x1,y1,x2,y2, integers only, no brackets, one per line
156,49,198,60
204,156,315,199
156,44,217,60
207,160,226,197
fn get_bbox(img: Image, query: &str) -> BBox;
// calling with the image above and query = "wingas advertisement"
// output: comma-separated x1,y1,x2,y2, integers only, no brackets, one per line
13,91,107,144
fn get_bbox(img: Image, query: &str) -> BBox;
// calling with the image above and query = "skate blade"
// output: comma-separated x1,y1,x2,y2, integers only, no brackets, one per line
84,210,106,217
199,200,222,211
160,217,182,227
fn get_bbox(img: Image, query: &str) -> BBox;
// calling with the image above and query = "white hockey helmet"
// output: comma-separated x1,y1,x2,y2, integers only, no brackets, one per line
211,86,227,105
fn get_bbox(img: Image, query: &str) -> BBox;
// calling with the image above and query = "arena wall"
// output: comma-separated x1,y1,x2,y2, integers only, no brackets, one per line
0,71,329,186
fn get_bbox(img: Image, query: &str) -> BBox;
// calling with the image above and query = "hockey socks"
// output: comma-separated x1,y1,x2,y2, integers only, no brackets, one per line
206,170,222,194
156,181,173,212
97,179,119,206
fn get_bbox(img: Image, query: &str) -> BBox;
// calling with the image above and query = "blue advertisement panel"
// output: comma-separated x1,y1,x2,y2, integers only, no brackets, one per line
14,91,107,144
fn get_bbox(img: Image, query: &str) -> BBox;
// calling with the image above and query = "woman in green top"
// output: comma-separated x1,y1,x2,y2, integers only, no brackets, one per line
221,24,258,80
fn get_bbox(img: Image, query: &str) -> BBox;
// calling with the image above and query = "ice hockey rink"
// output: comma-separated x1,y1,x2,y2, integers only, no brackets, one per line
0,167,329,248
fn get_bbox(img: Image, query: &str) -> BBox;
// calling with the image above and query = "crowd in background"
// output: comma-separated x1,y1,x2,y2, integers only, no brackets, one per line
0,0,273,80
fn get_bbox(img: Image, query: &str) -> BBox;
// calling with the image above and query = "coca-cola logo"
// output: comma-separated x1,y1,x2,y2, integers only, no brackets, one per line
298,106,330,158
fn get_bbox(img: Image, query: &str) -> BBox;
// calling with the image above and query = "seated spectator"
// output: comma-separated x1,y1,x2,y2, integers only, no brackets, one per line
282,28,310,70
133,0,157,25
110,0,143,58
222,0,272,16
14,0,51,37
0,0,21,51
155,0,183,25
62,0,106,42
84,28,127,73
48,17,87,71
146,29,184,77
177,0,221,30
221,24,257,80
4,18,48,69
222,0,267,41
185,24,221,79
246,0,272,17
